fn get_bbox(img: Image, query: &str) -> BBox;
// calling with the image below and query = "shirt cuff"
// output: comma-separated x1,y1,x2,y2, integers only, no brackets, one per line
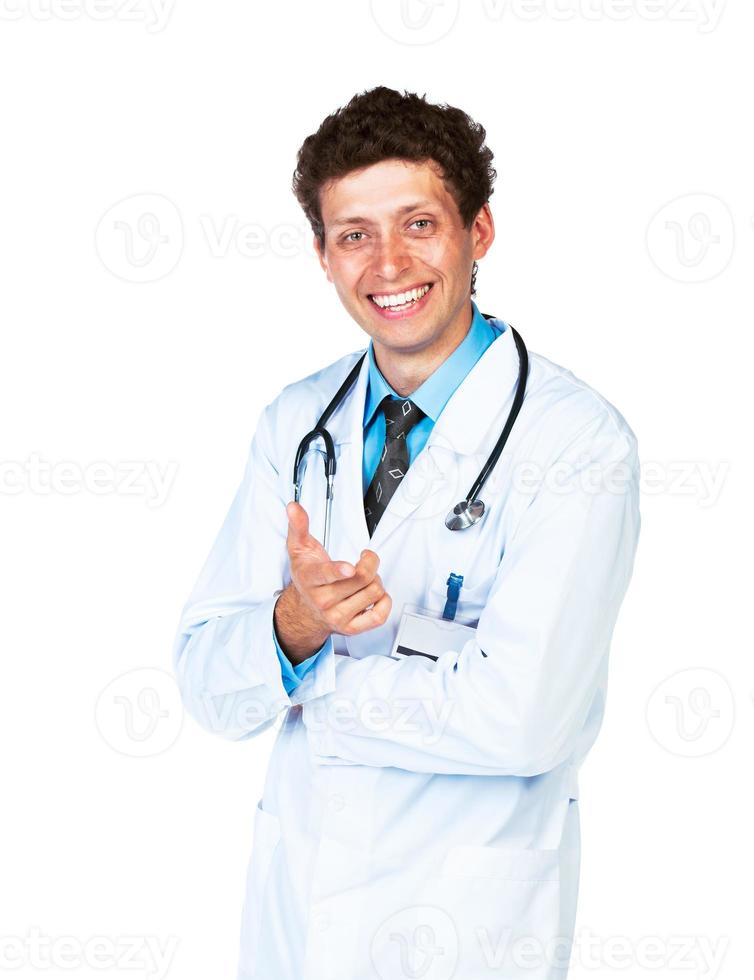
273,621,333,695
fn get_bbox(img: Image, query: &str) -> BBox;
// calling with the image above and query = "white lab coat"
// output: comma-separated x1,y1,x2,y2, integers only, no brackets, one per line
173,319,640,980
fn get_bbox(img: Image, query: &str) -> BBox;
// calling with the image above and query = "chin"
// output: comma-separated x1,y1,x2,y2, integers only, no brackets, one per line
385,330,436,353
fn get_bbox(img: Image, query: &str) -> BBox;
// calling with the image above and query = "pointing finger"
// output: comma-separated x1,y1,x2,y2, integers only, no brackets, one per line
355,549,380,576
300,560,357,589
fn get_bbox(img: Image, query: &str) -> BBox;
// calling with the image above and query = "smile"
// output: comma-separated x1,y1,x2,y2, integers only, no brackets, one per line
368,283,433,312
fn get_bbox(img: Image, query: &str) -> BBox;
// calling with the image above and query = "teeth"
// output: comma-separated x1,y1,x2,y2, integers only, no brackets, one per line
371,284,430,309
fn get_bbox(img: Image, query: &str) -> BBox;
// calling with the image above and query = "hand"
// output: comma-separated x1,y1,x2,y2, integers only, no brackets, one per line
273,501,392,663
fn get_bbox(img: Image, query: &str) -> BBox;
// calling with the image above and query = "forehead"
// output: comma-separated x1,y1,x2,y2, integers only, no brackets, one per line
319,158,458,227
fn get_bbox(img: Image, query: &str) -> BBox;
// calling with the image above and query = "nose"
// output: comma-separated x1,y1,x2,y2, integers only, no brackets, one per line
372,231,411,284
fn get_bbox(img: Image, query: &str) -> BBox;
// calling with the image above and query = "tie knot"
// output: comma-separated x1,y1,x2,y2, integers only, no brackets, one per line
380,395,425,440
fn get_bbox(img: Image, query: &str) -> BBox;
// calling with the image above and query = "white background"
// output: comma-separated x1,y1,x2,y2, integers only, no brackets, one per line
1,1,751,978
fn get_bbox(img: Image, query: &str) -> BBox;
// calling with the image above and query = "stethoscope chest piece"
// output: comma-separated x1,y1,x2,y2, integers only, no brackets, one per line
445,498,485,531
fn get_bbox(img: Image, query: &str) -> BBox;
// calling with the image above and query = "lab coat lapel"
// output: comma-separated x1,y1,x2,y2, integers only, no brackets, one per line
365,439,444,553
368,325,522,553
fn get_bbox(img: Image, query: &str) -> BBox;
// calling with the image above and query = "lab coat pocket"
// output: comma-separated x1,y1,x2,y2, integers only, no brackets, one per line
434,844,562,978
427,568,498,626
238,799,282,973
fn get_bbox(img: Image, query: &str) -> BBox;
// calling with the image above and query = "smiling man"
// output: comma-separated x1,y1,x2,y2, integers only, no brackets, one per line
173,86,641,979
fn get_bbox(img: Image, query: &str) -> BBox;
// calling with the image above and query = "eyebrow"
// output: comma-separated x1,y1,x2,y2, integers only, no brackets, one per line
330,200,436,228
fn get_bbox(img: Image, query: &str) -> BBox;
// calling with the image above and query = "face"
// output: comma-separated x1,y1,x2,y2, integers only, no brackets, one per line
314,158,494,357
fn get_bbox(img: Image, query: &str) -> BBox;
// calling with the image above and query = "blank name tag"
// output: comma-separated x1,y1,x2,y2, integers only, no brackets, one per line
389,607,477,664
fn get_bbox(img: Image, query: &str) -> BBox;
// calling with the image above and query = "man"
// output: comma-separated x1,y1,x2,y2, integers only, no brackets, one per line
173,86,640,979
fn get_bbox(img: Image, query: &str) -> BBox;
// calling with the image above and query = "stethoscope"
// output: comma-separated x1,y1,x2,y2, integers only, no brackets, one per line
293,314,528,557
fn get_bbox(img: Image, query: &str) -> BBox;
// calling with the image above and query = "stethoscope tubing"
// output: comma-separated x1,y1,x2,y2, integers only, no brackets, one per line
462,324,527,504
292,316,527,538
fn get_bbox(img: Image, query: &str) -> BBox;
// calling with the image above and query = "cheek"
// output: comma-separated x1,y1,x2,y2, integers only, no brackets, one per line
339,249,375,282
327,256,363,294
411,237,456,272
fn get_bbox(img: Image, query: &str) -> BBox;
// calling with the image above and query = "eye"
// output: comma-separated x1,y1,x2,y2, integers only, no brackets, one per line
410,219,433,231
342,231,365,244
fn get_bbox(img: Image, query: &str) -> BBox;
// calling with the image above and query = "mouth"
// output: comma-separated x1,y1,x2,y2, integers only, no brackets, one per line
366,282,434,319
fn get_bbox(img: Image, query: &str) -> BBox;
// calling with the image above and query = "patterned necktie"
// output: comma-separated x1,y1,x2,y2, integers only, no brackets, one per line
364,395,426,537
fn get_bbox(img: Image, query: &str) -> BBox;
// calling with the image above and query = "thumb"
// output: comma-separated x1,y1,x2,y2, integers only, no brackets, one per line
286,500,311,547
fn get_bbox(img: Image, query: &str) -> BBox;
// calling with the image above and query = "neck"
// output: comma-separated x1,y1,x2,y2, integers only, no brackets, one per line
372,300,474,397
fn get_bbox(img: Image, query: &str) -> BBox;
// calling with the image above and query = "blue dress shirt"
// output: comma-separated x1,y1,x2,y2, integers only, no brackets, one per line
274,300,503,693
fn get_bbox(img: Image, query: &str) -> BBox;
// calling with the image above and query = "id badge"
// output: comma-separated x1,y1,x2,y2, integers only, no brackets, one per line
389,603,477,665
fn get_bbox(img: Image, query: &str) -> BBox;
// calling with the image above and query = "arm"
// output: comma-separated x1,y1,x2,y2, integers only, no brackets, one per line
172,402,337,741
302,412,641,775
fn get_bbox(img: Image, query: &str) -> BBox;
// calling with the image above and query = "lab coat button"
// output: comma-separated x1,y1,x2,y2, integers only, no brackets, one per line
329,793,346,811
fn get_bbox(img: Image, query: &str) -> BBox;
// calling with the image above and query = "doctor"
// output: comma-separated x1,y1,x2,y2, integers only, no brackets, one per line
173,86,641,980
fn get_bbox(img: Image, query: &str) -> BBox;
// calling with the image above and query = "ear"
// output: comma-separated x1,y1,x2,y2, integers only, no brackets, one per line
472,203,495,260
313,235,333,283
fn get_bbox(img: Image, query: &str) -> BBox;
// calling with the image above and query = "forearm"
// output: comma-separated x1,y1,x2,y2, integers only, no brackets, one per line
302,423,641,775
174,596,290,741
303,632,592,776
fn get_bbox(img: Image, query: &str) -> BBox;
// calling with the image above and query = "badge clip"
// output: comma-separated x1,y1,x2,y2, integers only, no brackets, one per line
442,572,464,622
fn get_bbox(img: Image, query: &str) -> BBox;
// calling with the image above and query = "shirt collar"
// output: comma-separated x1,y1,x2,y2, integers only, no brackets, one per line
363,300,499,428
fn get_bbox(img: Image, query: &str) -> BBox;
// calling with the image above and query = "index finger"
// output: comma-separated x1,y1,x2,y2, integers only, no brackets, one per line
299,559,357,589
354,549,380,576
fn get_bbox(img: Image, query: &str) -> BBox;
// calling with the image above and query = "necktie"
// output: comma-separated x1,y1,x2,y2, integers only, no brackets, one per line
364,395,426,537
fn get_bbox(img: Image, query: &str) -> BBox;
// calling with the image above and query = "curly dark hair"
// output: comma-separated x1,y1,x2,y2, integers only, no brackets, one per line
292,86,496,297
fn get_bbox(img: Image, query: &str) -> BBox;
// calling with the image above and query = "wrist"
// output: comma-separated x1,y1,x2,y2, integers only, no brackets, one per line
273,586,330,665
